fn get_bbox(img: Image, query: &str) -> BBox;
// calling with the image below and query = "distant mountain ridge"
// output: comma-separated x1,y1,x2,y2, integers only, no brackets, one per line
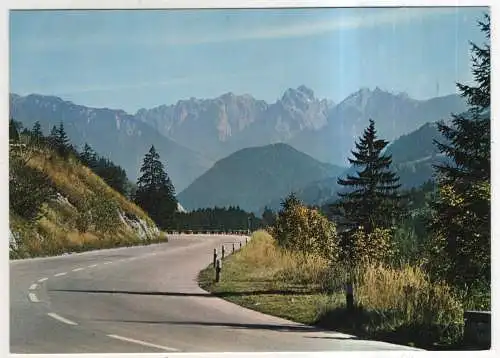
135,86,466,166
9,93,213,192
288,87,467,165
177,143,346,213
266,119,459,211
9,86,467,193
135,85,333,161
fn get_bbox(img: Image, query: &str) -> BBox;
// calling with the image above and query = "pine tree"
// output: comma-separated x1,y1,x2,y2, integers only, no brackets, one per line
48,125,58,149
134,145,177,229
262,206,276,227
32,121,43,139
55,121,71,157
79,143,97,167
334,119,402,234
9,118,20,143
428,13,490,293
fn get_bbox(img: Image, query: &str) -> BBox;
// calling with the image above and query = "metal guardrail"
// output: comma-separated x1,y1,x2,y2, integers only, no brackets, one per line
165,230,250,235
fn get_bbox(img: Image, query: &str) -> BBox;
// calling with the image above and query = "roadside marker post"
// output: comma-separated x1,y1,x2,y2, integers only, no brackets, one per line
232,242,235,253
222,245,225,260
239,241,242,250
346,282,354,311
213,248,217,268
215,259,222,283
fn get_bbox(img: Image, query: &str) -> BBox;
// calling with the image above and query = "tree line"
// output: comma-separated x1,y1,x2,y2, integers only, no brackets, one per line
10,120,131,196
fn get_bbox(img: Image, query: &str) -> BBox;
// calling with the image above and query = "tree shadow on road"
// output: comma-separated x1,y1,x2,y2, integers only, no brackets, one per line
48,288,324,297
91,317,362,339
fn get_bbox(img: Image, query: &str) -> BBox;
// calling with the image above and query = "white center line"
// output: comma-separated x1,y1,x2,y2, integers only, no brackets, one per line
54,272,67,277
72,267,84,272
106,334,179,352
28,293,39,302
88,264,98,268
38,277,48,283
29,283,38,290
103,261,112,265
47,312,78,326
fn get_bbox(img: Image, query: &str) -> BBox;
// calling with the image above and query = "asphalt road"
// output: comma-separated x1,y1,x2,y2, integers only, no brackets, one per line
10,234,420,353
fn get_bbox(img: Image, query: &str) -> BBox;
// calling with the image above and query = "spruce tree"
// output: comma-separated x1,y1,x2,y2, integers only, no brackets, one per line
335,119,402,233
428,13,490,294
79,143,97,167
48,125,58,149
9,118,20,143
262,206,276,227
32,121,43,139
134,145,177,229
55,121,71,157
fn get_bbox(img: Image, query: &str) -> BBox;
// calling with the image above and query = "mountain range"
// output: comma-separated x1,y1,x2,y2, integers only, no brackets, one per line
9,93,212,192
9,86,467,197
135,86,466,165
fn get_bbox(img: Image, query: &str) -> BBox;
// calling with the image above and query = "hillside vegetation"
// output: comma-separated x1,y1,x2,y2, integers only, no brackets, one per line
9,128,164,259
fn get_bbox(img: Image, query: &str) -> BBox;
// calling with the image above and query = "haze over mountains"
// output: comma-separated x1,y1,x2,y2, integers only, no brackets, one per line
177,143,345,213
10,86,467,204
135,85,466,165
135,85,333,161
9,93,212,192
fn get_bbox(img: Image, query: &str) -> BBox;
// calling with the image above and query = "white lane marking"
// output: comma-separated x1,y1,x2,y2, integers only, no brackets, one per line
47,312,78,326
72,267,84,272
54,272,67,277
28,293,39,302
29,283,38,290
88,264,98,268
106,334,179,352
103,261,112,265
38,277,48,283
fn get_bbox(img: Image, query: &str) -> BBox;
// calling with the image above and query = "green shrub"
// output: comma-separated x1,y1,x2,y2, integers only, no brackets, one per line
348,227,395,265
90,196,120,234
9,157,56,221
273,194,339,261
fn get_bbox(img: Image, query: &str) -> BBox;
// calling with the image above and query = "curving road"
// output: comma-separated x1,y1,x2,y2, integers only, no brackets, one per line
10,234,419,353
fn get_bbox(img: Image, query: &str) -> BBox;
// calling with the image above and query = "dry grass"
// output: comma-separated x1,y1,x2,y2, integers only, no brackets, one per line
199,230,341,324
353,262,463,326
10,150,163,259
199,230,466,349
28,151,151,223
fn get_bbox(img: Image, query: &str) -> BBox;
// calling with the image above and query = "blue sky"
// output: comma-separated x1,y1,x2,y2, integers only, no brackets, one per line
10,7,488,113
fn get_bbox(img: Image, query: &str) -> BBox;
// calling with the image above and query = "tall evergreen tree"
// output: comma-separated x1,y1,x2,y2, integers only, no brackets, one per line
334,119,402,233
9,118,20,143
48,125,58,149
428,14,490,293
262,206,277,227
79,143,97,167
31,121,43,139
54,121,71,157
134,145,177,229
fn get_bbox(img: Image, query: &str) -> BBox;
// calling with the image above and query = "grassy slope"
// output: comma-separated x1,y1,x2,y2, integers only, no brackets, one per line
199,231,343,325
199,231,466,350
10,147,164,259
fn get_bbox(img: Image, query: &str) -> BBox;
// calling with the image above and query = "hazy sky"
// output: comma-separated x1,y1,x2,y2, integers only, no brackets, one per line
10,7,488,113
